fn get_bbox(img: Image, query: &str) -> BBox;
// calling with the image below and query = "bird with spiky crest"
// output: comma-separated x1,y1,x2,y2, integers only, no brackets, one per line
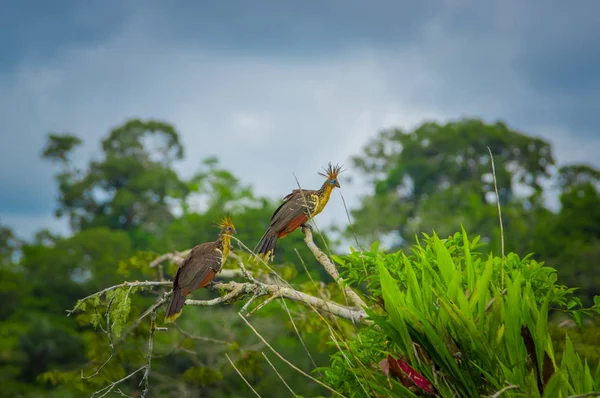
164,215,236,323
254,162,343,261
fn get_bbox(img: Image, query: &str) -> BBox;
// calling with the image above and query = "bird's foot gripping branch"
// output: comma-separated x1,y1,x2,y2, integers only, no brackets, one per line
67,227,367,397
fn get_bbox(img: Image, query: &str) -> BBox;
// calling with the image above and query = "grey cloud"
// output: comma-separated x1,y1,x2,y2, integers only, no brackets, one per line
1,0,600,239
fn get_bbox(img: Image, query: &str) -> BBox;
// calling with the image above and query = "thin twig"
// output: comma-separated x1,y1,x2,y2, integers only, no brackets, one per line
339,190,369,281
262,352,297,397
82,297,116,379
489,383,520,398
278,296,321,375
139,311,157,398
90,367,146,398
487,146,505,290
240,291,260,313
119,293,171,342
174,324,231,345
115,388,132,397
338,190,364,253
247,291,281,317
238,313,346,397
225,353,262,398
229,252,259,284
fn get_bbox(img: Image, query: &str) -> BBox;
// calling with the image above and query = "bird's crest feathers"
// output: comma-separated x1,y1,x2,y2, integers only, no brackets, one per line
317,162,344,180
215,214,235,231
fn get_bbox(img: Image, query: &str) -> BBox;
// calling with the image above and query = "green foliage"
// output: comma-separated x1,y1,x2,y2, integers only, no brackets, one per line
349,118,554,247
41,133,82,164
322,231,600,397
6,115,600,397
350,118,600,306
42,119,189,235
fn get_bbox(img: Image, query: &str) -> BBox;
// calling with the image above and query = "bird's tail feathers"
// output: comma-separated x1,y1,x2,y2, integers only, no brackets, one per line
164,287,185,323
254,229,278,262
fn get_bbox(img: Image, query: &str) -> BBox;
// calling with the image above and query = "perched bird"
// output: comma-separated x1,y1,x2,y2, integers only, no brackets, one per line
164,216,237,323
255,162,343,260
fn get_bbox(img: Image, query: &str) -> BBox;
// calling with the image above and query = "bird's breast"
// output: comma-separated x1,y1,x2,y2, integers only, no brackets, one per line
312,188,332,216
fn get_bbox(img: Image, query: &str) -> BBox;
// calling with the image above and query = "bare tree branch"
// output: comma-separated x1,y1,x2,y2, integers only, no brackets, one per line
68,280,172,316
76,231,370,398
185,281,367,323
302,226,367,309
90,366,146,398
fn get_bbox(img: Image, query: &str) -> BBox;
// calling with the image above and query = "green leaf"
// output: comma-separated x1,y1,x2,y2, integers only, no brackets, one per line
434,234,456,286
573,311,583,331
376,259,415,362
542,370,566,398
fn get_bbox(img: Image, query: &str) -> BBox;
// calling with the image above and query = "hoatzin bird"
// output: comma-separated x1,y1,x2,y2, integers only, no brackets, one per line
255,162,343,260
164,216,236,323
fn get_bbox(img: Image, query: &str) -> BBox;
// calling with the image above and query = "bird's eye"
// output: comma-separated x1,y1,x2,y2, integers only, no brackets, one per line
330,179,336,184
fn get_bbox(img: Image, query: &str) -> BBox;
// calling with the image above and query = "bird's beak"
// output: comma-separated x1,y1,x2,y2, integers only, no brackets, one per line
232,227,237,234
335,181,341,188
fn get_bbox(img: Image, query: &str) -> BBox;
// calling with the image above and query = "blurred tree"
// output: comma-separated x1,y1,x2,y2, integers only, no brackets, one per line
42,119,189,240
0,226,134,397
534,163,600,304
22,118,338,397
0,223,21,267
349,118,555,252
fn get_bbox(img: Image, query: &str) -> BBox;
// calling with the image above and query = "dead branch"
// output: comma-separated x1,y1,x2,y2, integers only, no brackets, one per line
186,281,367,323
302,226,367,309
77,230,370,398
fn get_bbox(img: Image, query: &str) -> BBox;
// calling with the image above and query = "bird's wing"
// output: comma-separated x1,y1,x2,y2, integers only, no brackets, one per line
268,190,318,232
174,241,223,294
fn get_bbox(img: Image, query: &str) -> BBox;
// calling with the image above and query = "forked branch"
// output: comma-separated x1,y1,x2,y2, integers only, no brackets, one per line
77,231,369,397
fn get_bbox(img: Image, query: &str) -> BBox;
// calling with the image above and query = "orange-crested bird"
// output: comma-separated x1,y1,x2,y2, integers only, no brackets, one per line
255,163,343,260
164,216,236,323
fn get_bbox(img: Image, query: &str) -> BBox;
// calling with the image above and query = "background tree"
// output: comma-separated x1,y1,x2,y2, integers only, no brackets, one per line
533,164,600,305
42,119,189,244
2,116,599,397
350,118,554,252
0,119,338,397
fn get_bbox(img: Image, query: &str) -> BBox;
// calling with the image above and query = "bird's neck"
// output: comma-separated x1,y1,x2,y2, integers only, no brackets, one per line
218,234,232,260
314,183,334,213
318,182,334,198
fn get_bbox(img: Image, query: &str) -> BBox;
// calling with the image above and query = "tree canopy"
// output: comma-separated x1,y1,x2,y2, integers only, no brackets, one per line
2,116,599,397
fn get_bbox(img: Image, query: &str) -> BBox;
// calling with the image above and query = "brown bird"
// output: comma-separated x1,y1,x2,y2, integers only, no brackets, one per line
255,162,343,260
164,216,237,323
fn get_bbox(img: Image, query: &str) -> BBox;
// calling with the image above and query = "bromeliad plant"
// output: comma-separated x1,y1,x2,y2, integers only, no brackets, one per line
322,229,600,397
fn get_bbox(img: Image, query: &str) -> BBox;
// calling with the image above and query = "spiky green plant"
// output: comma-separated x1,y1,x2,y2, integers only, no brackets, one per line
321,229,600,397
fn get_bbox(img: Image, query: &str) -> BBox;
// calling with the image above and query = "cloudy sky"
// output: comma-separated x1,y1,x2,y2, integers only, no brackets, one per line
1,0,599,239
